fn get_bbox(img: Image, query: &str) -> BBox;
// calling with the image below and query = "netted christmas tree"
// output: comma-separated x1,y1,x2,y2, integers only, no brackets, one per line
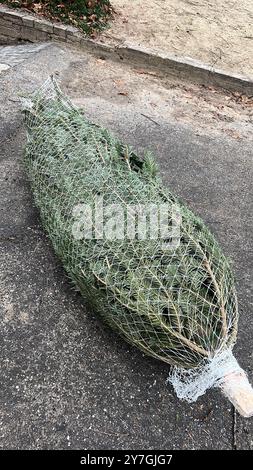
21,77,253,417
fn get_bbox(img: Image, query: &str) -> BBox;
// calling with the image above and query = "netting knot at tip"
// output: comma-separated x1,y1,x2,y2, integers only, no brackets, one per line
167,348,243,403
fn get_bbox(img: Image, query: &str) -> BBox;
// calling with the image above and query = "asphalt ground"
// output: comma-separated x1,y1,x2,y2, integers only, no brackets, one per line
0,42,252,449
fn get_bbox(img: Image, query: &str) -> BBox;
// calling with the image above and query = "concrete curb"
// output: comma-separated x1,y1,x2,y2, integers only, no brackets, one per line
0,5,83,44
89,40,253,96
1,4,253,96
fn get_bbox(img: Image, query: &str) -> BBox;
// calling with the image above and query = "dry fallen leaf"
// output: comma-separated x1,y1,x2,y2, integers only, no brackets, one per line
89,14,97,22
33,3,43,12
95,58,106,65
113,79,125,87
224,129,242,140
113,79,129,96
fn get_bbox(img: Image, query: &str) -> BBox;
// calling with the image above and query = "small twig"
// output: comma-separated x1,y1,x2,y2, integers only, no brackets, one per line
140,113,160,126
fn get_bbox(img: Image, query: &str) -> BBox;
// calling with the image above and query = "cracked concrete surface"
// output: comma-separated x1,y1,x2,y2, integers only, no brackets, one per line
0,42,253,449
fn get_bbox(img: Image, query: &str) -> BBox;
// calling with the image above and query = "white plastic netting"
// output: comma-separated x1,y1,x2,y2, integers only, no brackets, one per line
21,77,240,401
168,348,243,402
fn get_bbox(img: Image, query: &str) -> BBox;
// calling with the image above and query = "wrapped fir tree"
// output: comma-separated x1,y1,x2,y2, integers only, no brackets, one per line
21,78,253,417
